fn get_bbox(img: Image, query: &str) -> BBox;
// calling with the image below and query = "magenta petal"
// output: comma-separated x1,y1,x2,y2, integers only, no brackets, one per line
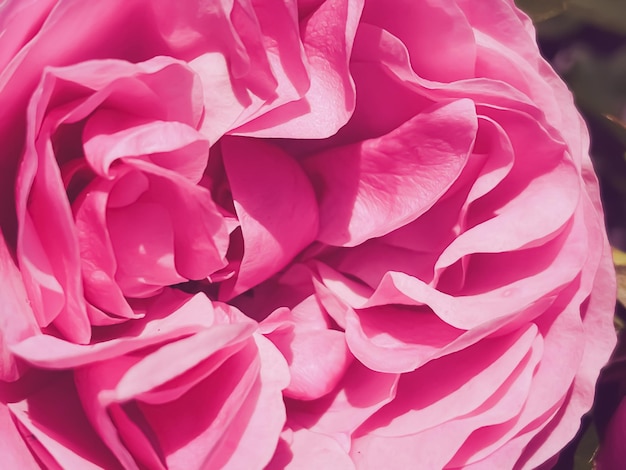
73,182,136,320
351,327,541,469
0,0,55,73
304,99,477,246
108,201,184,295
8,375,121,469
345,305,464,373
17,90,90,344
83,110,211,182
141,164,229,281
0,235,38,381
220,137,318,298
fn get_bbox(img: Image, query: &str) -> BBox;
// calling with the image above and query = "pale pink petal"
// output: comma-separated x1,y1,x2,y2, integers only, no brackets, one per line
0,0,156,227
133,161,230,282
266,427,356,470
234,0,362,138
73,329,260,469
264,296,352,400
435,115,580,272
455,0,583,151
217,334,290,470
261,295,331,334
288,361,399,447
11,291,215,369
312,262,373,329
0,402,41,469
362,0,476,82
135,343,258,469
45,56,204,126
213,0,312,132
190,52,247,144
351,330,541,469
150,0,276,96
358,325,539,438
117,325,255,403
349,204,589,330
515,198,617,468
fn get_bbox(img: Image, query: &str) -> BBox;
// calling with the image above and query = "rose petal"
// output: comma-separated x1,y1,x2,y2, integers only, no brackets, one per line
73,180,137,320
0,235,39,380
8,375,121,469
345,305,464,373
359,325,539,438
234,0,362,138
83,110,210,182
267,427,356,470
362,0,476,82
351,327,541,469
288,361,399,447
0,402,42,468
190,52,247,144
304,99,477,246
264,296,352,400
220,137,319,298
216,334,290,470
17,89,90,343
11,290,214,369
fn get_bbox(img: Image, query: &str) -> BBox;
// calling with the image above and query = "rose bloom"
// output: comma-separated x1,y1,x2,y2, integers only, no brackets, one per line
0,0,617,469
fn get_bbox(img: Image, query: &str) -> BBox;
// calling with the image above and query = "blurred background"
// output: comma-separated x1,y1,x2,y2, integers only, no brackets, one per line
515,1,626,468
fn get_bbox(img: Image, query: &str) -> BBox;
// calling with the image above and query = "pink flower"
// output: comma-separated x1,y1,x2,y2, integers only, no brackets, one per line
0,0,617,469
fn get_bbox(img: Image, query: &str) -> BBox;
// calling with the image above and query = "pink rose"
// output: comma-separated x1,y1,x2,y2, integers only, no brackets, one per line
0,1,617,470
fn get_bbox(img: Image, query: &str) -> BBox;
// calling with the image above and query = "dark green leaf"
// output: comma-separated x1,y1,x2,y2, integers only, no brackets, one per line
567,0,626,35
515,0,567,22
572,422,599,470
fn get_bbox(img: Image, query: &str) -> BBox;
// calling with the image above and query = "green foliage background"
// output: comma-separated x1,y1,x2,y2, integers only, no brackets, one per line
515,1,626,468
